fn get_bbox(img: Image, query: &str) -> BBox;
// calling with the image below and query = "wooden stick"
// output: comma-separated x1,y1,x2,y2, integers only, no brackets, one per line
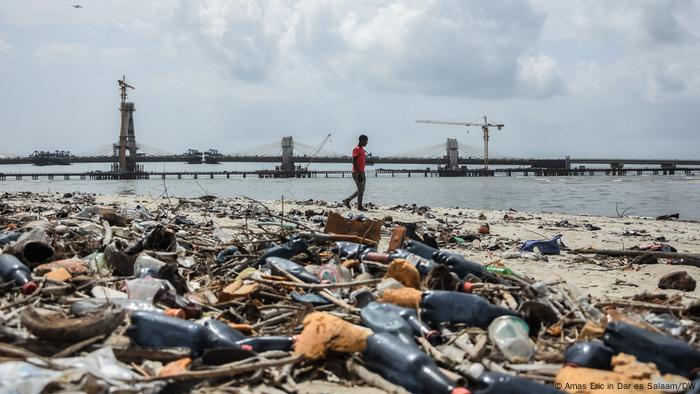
347,358,410,394
146,354,301,381
572,248,700,260
271,263,358,312
251,276,380,289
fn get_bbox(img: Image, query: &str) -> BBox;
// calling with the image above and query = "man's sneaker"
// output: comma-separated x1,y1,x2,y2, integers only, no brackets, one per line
342,199,351,209
357,206,366,211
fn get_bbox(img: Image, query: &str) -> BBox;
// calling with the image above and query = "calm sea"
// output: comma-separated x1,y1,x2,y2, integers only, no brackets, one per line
1,163,699,219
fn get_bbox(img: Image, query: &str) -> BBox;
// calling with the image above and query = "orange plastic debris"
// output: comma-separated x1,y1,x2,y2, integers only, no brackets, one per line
293,312,371,360
158,357,192,377
165,308,186,319
44,267,72,282
578,321,605,340
554,353,681,394
228,323,254,335
34,258,88,276
380,287,422,309
384,259,421,289
387,225,406,252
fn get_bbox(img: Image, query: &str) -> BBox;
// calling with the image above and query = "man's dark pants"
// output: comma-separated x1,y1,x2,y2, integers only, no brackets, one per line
345,172,365,207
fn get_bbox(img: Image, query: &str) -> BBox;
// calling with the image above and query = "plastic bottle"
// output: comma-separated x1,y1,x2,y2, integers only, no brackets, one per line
362,302,441,345
487,316,535,362
564,340,615,370
485,266,513,276
432,251,497,282
127,312,246,356
471,372,564,394
126,277,201,317
0,231,21,246
421,291,518,329
255,237,308,266
0,254,38,294
361,302,417,345
235,336,294,352
7,228,54,266
603,321,700,377
334,241,378,260
404,239,439,260
363,332,469,394
133,254,167,278
127,311,207,356
264,257,320,284
216,246,240,264
202,318,246,349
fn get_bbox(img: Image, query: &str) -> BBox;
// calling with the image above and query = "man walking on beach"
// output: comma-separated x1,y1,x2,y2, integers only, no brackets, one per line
343,135,368,211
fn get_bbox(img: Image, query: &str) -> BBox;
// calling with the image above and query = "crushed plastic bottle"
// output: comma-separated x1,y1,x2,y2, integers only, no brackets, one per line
0,253,38,294
255,236,308,266
264,257,320,284
363,332,469,394
487,316,535,362
216,246,240,264
421,290,518,329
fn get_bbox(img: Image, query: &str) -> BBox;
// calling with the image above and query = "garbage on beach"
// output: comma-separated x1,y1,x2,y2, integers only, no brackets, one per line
0,191,699,393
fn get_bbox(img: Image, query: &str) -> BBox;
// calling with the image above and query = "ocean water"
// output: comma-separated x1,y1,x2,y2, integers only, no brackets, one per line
1,163,699,219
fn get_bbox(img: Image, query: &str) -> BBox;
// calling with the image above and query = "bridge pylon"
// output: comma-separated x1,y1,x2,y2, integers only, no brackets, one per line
115,76,139,173
446,138,459,169
281,136,295,172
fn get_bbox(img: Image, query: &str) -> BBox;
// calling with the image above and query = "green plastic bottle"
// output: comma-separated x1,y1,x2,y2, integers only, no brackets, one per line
485,266,513,276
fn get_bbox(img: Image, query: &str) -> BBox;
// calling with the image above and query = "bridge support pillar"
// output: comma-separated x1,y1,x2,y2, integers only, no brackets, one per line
445,138,459,170
281,136,295,172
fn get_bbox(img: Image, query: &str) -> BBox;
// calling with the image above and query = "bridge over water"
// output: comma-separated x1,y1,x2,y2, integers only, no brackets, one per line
1,137,697,171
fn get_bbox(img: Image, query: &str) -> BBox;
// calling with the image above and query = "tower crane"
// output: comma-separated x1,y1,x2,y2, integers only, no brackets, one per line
118,75,135,104
304,133,332,170
416,116,504,170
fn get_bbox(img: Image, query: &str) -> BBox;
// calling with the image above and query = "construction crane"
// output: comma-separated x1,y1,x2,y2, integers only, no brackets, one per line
304,133,332,170
416,116,504,170
117,75,135,104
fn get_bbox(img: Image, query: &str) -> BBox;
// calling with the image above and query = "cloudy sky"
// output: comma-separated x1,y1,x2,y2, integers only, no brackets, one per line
1,0,699,159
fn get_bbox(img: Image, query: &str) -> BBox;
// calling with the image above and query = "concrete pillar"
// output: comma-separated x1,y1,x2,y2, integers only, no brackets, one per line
446,138,459,170
565,155,571,171
281,136,295,172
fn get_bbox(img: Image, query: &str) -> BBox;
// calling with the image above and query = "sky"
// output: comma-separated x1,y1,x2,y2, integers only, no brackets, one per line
1,0,699,159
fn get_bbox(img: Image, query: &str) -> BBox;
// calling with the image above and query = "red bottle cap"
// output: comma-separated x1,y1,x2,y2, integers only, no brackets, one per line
461,282,474,293
451,388,472,394
21,281,38,295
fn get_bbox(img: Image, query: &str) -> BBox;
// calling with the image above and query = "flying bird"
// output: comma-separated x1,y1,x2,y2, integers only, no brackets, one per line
71,4,82,8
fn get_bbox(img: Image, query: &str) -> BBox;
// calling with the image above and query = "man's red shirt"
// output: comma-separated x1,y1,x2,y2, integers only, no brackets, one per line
352,145,366,173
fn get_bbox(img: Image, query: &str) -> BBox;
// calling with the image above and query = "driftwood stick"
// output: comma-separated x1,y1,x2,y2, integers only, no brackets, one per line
347,358,410,394
573,248,700,260
251,276,381,289
146,354,302,381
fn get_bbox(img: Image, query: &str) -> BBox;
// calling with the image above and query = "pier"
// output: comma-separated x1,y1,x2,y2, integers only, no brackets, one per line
0,167,697,181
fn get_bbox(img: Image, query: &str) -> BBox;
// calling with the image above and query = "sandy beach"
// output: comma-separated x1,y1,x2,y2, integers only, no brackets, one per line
81,193,700,304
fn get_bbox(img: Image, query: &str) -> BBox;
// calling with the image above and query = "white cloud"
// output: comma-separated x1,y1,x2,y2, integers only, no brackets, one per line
34,43,89,61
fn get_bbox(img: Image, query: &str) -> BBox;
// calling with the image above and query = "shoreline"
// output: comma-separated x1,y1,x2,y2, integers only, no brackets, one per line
4,191,699,303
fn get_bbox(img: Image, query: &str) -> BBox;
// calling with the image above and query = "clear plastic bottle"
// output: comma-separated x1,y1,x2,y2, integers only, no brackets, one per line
487,316,535,362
